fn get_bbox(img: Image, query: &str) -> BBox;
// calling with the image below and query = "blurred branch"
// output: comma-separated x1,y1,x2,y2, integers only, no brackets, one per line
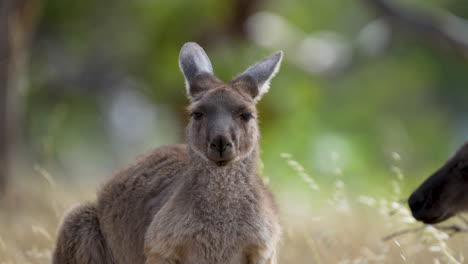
365,0,468,59
382,226,424,241
438,224,468,235
383,224,468,241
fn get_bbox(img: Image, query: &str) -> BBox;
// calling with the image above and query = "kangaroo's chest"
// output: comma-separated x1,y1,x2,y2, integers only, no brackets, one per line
174,193,267,264
144,172,273,263
186,178,262,240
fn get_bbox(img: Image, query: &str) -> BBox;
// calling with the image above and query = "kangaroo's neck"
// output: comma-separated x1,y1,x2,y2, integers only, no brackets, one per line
184,146,261,213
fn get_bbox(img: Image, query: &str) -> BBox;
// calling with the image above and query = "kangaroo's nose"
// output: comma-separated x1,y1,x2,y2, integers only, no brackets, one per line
408,192,425,214
210,136,232,156
408,192,449,224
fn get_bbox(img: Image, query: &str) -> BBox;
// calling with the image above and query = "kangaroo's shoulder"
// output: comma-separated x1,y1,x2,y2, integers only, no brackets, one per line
140,144,189,164
139,143,188,159
119,144,188,175
97,144,188,198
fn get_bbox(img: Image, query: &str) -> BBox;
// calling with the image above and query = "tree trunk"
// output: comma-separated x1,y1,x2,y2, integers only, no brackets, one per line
0,0,41,194
365,0,468,59
0,1,13,194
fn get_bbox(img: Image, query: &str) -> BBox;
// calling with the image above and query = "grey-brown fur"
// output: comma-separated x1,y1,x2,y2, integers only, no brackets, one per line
409,142,468,224
53,42,283,264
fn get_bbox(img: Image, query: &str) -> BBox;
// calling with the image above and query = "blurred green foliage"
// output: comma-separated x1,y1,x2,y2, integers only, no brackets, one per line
23,0,468,199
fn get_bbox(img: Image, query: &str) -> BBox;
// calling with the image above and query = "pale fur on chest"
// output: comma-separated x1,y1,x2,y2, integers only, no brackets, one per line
144,164,276,263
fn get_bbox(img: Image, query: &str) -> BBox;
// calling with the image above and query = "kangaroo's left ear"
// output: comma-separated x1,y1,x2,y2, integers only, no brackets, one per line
231,51,283,102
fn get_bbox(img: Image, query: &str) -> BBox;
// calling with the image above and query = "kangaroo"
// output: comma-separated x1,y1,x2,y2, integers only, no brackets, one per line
409,142,468,224
52,42,283,264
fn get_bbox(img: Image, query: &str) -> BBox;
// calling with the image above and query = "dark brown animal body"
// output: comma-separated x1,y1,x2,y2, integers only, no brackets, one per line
409,142,468,224
52,43,283,264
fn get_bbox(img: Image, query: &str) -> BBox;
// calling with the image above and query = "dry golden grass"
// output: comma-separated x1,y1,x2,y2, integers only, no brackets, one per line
0,161,467,264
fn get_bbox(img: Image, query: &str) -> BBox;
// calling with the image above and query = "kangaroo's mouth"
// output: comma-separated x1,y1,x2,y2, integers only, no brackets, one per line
216,160,229,166
207,152,235,166
212,157,235,166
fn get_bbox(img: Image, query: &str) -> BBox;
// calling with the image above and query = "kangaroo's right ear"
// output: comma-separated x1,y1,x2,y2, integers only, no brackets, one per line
179,42,219,100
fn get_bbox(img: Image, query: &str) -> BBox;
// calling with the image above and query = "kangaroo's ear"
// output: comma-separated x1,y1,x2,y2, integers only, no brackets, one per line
179,42,219,99
231,51,283,102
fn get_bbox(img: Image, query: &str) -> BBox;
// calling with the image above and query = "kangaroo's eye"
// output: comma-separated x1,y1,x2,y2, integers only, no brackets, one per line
190,112,204,120
240,113,253,121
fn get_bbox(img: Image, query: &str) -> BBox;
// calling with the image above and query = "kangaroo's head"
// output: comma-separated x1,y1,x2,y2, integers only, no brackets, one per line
178,42,282,167
409,142,468,224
